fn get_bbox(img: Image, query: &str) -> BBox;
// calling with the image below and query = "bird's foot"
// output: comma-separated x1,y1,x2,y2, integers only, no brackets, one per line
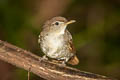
42,55,48,60
61,61,66,66
57,61,66,66
51,60,66,66
39,55,48,62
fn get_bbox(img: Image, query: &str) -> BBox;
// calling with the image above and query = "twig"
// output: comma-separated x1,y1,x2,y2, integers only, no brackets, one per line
28,66,31,80
0,40,115,80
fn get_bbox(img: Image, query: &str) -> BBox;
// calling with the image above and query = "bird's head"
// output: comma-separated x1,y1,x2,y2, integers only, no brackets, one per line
43,16,76,35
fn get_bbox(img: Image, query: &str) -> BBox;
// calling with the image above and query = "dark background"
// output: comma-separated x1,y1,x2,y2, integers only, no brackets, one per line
0,0,120,80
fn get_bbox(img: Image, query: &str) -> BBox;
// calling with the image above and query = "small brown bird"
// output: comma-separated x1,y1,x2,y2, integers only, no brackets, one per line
38,16,79,65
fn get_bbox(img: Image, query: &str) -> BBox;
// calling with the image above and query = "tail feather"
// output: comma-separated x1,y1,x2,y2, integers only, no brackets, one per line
67,55,79,65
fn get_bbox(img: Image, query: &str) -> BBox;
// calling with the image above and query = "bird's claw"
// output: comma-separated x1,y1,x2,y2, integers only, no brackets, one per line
39,55,48,62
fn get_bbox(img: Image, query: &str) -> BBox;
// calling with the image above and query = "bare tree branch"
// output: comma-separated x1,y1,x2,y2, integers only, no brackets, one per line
0,40,115,80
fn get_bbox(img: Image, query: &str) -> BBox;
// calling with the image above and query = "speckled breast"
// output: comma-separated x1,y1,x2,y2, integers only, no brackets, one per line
40,34,73,60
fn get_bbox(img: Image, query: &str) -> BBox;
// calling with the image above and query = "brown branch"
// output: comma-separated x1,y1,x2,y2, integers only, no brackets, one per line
0,40,115,80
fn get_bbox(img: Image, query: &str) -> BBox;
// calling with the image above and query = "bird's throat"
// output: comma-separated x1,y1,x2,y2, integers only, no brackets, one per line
57,25,67,35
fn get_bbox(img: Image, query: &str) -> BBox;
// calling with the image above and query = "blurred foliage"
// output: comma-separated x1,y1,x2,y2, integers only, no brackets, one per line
0,0,120,80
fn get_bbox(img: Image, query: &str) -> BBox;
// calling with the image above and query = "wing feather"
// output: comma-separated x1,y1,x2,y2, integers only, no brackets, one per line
65,30,76,54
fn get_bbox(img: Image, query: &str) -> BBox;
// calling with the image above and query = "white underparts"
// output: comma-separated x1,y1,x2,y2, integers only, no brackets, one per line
46,34,64,58
57,25,66,35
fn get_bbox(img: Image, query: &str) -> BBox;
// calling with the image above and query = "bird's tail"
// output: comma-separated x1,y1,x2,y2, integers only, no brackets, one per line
67,55,79,65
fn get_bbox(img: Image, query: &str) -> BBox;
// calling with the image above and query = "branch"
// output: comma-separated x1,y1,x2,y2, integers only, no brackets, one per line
0,40,115,80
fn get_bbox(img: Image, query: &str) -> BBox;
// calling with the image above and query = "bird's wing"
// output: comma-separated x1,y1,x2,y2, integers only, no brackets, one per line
65,30,79,65
38,31,45,44
65,30,76,54
38,34,41,44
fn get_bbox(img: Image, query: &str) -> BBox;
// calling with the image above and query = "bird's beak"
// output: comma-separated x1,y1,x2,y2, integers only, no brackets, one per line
58,20,76,34
65,20,76,25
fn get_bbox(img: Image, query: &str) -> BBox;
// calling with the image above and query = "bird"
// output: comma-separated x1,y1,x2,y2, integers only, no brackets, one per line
38,16,79,65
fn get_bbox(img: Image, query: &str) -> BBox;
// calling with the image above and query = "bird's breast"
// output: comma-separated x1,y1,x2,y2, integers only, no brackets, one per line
46,35,64,49
41,33,73,59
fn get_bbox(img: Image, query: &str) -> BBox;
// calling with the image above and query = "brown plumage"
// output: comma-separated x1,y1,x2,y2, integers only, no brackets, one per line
68,55,79,65
38,16,79,65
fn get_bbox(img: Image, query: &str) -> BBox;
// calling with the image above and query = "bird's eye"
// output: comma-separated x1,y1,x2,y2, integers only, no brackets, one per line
55,22,59,25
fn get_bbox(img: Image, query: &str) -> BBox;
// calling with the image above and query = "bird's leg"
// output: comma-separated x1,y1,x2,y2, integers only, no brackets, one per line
59,58,69,66
39,55,48,62
42,55,48,60
61,61,66,66
62,58,70,66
